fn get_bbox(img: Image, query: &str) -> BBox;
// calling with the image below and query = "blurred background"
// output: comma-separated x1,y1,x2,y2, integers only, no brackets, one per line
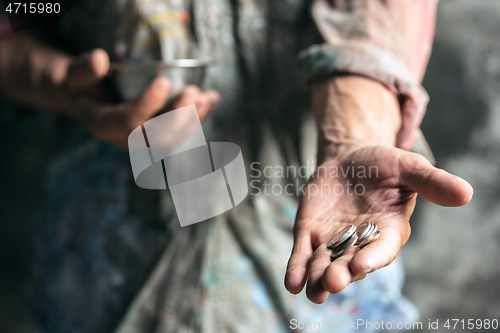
1,0,499,331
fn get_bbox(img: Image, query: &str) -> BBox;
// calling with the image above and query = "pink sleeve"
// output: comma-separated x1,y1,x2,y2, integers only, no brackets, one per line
299,0,438,150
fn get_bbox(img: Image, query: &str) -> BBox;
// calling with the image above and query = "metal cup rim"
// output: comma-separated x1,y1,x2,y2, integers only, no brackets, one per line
109,59,214,71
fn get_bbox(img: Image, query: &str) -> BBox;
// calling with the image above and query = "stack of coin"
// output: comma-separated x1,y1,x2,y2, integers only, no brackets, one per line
355,222,380,248
326,222,381,260
327,225,358,260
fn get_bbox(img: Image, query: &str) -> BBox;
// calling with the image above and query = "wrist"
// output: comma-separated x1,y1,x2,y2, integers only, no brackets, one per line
311,76,402,162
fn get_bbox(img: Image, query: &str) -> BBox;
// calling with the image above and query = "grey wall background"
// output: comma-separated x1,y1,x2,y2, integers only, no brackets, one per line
401,0,500,331
1,0,499,331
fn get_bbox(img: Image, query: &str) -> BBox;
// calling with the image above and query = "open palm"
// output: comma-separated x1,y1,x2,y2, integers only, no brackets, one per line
284,145,473,303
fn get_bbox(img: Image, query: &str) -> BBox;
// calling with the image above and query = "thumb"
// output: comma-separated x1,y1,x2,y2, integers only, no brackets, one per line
400,152,473,207
65,49,110,91
124,76,171,127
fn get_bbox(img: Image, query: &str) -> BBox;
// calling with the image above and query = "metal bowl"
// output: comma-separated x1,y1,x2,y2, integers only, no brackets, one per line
109,59,210,102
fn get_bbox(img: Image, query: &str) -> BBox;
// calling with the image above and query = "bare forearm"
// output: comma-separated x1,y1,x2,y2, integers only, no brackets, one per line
311,76,401,163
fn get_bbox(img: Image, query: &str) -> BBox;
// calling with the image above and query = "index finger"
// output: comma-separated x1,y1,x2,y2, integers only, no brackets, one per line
349,223,409,276
123,76,171,129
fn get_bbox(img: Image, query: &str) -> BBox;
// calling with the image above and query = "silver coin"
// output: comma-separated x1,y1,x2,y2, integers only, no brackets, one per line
355,222,372,245
357,223,378,245
359,230,381,248
327,225,356,249
331,233,358,260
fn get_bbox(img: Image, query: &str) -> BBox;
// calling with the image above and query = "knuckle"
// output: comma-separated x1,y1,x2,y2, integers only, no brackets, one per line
349,258,373,274
349,260,370,275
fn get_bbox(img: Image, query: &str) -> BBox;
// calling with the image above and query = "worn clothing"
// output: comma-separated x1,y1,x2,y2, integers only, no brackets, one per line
26,0,435,332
